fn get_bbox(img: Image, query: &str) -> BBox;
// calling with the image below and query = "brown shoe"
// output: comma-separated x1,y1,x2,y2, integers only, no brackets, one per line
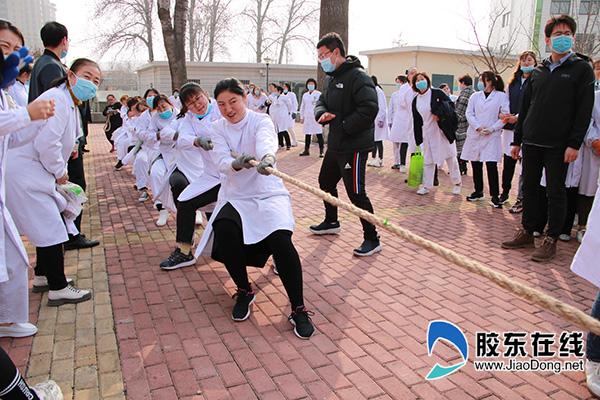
531,236,557,262
501,228,535,249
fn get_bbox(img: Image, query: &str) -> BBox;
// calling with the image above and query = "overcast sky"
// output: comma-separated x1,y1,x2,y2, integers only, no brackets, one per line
54,0,492,68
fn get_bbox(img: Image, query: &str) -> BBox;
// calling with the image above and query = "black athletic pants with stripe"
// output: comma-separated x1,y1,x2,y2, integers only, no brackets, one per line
0,346,40,399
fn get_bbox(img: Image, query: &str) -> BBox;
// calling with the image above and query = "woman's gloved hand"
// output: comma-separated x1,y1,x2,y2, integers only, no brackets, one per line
1,47,32,89
257,154,276,175
231,152,256,170
194,136,214,150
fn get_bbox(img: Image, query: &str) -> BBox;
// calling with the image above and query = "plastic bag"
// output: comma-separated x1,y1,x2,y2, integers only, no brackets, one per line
407,146,424,188
56,182,88,221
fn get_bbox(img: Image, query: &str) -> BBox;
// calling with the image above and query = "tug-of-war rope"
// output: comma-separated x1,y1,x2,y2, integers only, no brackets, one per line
250,160,600,336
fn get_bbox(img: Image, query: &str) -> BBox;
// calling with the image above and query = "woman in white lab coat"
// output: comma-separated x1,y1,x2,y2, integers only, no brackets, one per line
129,88,158,202
6,58,102,306
268,83,293,149
195,78,314,339
6,64,30,107
388,74,415,172
159,82,222,271
411,72,462,195
367,75,389,168
113,97,141,170
247,86,269,113
145,95,178,226
462,71,509,207
298,78,324,157
283,83,298,146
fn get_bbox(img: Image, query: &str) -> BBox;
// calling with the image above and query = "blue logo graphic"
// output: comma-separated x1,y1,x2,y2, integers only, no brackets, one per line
426,320,469,380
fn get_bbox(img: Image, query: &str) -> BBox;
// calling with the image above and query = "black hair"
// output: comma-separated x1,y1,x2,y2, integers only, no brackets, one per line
178,82,209,118
152,94,172,110
545,14,577,38
371,75,382,89
458,74,473,86
143,88,159,99
172,88,179,94
106,94,116,100
283,82,291,90
411,72,431,92
396,75,408,84
509,51,538,86
18,63,32,76
268,82,283,93
480,71,505,92
40,21,68,48
305,78,317,88
214,77,245,99
316,32,346,57
438,83,449,90
126,97,139,110
51,58,100,89
0,20,25,46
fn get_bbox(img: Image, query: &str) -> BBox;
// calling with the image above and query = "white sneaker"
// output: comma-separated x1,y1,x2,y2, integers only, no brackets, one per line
586,360,600,397
156,209,169,226
577,228,586,243
32,380,64,400
558,234,571,242
0,322,38,338
399,165,407,173
452,185,462,195
367,159,377,167
533,231,542,238
138,191,149,202
374,158,383,168
416,186,429,195
47,285,92,307
195,211,204,226
32,276,74,293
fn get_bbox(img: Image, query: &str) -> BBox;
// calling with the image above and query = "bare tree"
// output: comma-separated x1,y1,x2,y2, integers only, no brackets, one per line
318,0,349,87
274,0,319,64
186,0,233,62
93,0,155,62
243,0,279,63
188,0,197,61
573,2,600,57
392,33,407,47
157,0,188,90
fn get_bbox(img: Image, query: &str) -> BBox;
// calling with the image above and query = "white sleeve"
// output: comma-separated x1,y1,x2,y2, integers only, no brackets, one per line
0,107,32,137
33,108,69,179
466,94,481,130
388,94,395,122
491,93,510,132
376,89,387,122
255,115,278,158
8,120,45,149
211,123,238,174
160,118,179,144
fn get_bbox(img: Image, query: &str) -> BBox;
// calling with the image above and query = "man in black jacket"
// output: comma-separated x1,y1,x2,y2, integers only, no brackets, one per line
309,32,381,256
502,14,594,262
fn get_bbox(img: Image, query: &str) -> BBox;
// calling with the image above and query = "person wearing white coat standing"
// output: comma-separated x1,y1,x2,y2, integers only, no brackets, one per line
131,88,158,202
194,78,315,339
6,58,102,306
283,83,299,147
462,71,510,208
268,83,294,149
411,72,462,195
298,78,324,157
367,75,388,167
159,83,222,271
6,64,30,108
388,68,417,172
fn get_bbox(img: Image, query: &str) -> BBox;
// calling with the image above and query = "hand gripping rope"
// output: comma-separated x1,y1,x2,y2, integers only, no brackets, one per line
249,160,600,336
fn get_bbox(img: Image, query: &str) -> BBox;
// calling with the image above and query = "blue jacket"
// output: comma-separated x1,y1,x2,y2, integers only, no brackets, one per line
504,72,529,131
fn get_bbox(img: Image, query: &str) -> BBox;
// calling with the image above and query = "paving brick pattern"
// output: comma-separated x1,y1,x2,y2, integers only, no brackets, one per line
3,124,598,399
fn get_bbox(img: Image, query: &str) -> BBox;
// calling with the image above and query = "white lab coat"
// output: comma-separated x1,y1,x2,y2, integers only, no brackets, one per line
388,83,415,145
168,95,182,110
248,93,269,113
195,110,294,259
374,86,389,141
268,93,294,132
147,111,179,208
415,89,457,166
6,81,28,107
114,115,137,161
577,90,600,196
6,84,80,247
571,185,600,287
283,91,298,124
300,90,322,135
462,90,509,162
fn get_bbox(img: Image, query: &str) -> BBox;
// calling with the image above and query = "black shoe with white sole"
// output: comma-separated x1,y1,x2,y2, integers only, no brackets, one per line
490,196,503,209
232,288,256,321
353,239,382,257
289,306,315,339
466,192,484,202
499,192,510,204
160,248,196,270
309,221,341,235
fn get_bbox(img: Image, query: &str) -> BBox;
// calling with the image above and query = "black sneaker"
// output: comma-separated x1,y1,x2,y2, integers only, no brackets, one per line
299,151,309,156
489,196,503,209
289,306,315,339
309,221,341,235
499,192,510,204
466,192,484,202
353,238,382,257
159,248,196,270
391,164,401,170
319,153,324,158
232,288,256,321
114,160,123,171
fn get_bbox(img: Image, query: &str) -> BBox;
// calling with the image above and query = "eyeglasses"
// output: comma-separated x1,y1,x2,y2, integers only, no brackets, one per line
317,49,333,61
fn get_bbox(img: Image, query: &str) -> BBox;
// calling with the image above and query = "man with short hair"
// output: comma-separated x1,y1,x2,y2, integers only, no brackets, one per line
502,14,595,262
309,32,381,256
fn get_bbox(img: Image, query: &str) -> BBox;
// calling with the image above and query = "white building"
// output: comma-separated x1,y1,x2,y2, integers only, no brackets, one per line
490,0,600,59
0,0,56,53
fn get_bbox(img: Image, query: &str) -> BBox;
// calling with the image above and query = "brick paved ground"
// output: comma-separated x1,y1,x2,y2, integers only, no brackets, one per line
2,124,598,399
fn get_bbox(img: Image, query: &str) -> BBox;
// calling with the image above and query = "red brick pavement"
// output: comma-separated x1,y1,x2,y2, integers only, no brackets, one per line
7,124,599,399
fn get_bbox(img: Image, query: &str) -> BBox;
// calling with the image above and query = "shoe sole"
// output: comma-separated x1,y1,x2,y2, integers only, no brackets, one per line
64,243,100,251
467,197,485,202
289,317,315,340
508,209,523,214
232,296,256,322
353,245,382,257
32,279,75,293
309,227,341,235
47,292,92,307
160,259,197,271
489,202,502,208
501,242,535,249
0,330,38,338
531,254,556,262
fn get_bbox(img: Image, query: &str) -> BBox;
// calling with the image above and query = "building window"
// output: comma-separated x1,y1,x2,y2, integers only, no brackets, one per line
502,12,510,27
550,0,571,14
431,74,454,91
580,0,600,14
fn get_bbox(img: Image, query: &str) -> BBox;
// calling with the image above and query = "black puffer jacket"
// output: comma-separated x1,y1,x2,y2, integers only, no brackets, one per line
314,56,378,154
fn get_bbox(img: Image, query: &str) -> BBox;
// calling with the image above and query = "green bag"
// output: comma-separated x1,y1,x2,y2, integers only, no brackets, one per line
407,146,424,188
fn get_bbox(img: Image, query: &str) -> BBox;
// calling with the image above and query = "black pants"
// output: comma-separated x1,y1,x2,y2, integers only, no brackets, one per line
105,129,114,145
169,169,190,207
176,184,220,244
471,161,499,197
562,187,579,235
304,134,324,153
318,151,378,241
521,144,569,238
0,346,40,400
372,141,384,159
34,244,66,291
213,219,304,309
278,131,291,148
67,152,86,234
578,195,595,226
501,154,518,195
399,142,408,166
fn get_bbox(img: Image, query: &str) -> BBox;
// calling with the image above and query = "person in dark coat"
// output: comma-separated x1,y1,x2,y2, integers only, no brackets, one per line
102,94,122,152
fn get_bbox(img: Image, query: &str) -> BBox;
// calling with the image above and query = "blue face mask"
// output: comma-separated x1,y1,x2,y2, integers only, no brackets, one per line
283,89,289,94
307,84,315,91
60,50,67,59
520,65,535,74
71,75,97,101
146,96,155,108
320,57,335,73
477,81,485,91
195,102,212,120
551,35,573,54
415,80,428,91
159,109,173,120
